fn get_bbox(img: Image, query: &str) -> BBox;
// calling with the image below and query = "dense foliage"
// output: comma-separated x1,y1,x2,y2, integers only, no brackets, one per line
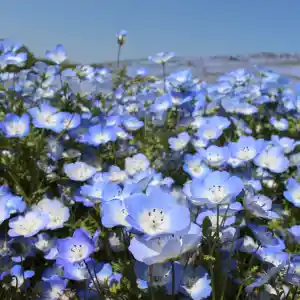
0,31,299,300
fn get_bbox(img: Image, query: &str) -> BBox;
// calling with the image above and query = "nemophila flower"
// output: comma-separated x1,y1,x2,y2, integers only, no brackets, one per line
244,192,280,220
200,145,230,167
271,135,299,154
149,52,175,64
283,178,300,207
122,115,144,131
56,228,96,263
37,278,67,300
254,145,289,173
196,210,236,231
32,198,70,230
180,265,212,300
85,124,117,146
89,262,113,288
245,265,285,294
249,224,286,251
169,132,190,151
239,235,260,254
270,117,288,131
107,165,128,184
28,104,65,132
125,153,150,176
288,225,300,242
34,233,58,260
64,161,96,182
0,113,30,138
191,171,244,205
183,153,211,180
46,136,64,161
195,123,223,141
229,136,265,162
10,264,35,289
116,29,127,45
58,112,81,130
125,187,190,237
129,223,201,264
79,181,107,204
284,255,300,286
58,260,89,281
191,137,209,150
101,199,130,228
222,96,258,115
108,231,126,252
45,44,67,64
257,248,289,267
42,264,64,281
151,94,173,113
8,211,49,238
0,198,10,225
134,261,183,294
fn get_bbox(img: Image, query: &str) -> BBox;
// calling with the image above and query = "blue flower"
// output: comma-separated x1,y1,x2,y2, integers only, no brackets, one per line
122,116,144,131
283,178,300,207
38,278,67,300
199,145,230,167
64,162,96,182
180,265,212,300
254,145,289,173
151,94,173,113
129,223,201,264
8,211,49,238
288,225,300,242
0,113,30,138
169,132,190,151
101,199,130,228
59,112,81,130
271,135,300,154
56,228,96,263
149,52,175,64
229,136,265,162
116,30,127,45
28,104,65,132
244,192,280,220
10,264,35,289
125,187,190,238
34,233,58,260
45,44,67,64
125,153,150,177
270,117,288,131
249,224,285,251
284,255,300,286
85,124,117,146
191,171,244,205
183,153,211,180
32,198,70,230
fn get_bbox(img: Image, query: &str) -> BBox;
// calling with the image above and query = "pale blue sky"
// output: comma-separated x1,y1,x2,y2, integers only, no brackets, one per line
1,0,300,63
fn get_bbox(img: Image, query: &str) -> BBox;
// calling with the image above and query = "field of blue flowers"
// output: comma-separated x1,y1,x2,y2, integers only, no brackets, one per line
0,31,299,300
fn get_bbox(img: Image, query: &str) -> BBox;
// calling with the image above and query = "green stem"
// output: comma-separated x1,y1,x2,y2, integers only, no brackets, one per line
171,261,176,299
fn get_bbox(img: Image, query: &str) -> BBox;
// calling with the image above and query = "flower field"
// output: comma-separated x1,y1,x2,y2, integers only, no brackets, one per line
0,31,299,299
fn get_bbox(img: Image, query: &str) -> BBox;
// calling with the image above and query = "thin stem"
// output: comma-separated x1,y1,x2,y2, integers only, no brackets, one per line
161,62,166,92
171,261,175,299
83,260,103,297
117,45,122,69
149,265,155,300
291,287,299,300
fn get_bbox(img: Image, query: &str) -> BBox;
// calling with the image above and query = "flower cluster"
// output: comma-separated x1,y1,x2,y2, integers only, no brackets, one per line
0,33,299,300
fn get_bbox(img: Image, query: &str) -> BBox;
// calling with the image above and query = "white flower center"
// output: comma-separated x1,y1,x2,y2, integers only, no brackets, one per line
139,208,169,235
70,244,86,261
6,121,26,135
